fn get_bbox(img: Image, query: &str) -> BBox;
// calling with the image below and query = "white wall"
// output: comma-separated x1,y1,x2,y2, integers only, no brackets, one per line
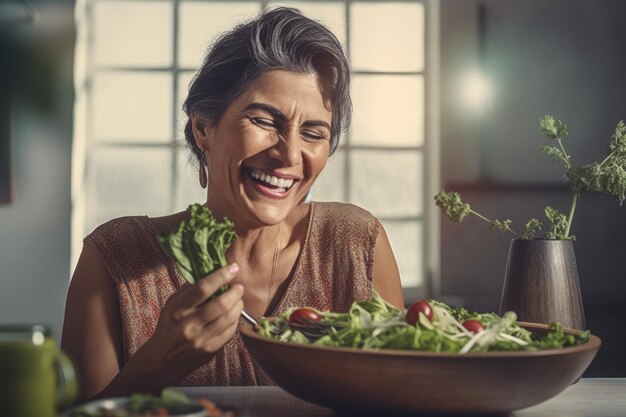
0,109,72,341
441,0,626,184
0,1,75,342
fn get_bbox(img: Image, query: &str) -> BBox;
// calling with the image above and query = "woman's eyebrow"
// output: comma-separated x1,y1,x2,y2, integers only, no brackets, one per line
302,120,331,132
243,102,331,131
243,102,288,122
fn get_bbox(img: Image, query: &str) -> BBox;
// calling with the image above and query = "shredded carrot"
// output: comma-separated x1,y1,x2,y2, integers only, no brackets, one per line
153,406,169,416
199,398,223,416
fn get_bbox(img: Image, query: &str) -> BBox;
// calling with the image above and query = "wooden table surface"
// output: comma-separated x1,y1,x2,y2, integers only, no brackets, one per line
181,378,626,417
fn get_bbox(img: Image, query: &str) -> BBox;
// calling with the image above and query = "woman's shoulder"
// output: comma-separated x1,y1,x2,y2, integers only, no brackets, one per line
86,211,187,242
311,201,378,223
307,201,380,240
147,210,189,235
83,213,186,283
86,215,151,243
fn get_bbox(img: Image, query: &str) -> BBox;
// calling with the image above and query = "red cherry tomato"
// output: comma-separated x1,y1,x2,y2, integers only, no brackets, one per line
289,308,321,326
462,319,485,333
406,300,433,325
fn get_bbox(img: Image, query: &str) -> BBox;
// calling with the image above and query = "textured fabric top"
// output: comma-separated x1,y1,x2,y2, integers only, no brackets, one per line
85,201,379,386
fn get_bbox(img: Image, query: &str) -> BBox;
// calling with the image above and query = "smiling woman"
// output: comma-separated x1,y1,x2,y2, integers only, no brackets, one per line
192,70,334,229
61,7,403,401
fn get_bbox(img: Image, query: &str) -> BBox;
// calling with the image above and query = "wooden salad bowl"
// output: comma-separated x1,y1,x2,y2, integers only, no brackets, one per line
240,322,601,415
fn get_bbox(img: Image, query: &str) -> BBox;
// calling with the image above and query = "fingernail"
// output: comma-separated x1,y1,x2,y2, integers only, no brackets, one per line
228,263,240,274
235,284,244,292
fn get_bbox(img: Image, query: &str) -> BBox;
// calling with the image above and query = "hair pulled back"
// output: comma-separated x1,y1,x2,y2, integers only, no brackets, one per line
182,7,351,163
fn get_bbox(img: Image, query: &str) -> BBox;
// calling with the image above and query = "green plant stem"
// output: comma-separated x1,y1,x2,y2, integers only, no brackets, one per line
557,134,576,239
470,209,522,238
559,140,617,238
557,138,572,169
564,189,579,238
599,147,619,167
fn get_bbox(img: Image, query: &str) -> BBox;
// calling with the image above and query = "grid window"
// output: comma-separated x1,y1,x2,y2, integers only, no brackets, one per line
74,0,434,295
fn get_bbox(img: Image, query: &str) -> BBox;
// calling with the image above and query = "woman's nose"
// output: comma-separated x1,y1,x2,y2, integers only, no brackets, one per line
268,130,302,166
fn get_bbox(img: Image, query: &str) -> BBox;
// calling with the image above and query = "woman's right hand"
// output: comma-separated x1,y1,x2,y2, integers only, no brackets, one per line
64,245,245,400
140,263,244,378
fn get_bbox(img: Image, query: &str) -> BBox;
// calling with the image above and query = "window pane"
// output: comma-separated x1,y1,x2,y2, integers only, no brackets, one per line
89,147,172,221
267,2,347,46
310,148,346,202
349,150,422,217
79,0,431,295
382,220,423,287
350,2,424,72
94,1,173,67
351,75,424,146
93,71,173,142
178,2,260,69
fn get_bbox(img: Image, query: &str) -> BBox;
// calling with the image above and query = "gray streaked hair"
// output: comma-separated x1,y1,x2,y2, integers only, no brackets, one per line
182,7,351,162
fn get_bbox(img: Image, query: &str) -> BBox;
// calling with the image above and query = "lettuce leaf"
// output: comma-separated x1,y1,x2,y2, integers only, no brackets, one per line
159,204,236,298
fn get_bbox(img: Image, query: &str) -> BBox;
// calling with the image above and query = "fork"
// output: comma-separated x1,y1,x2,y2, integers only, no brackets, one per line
241,309,260,327
240,309,332,340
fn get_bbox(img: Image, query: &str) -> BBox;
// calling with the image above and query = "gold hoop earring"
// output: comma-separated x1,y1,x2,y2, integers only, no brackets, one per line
199,155,208,189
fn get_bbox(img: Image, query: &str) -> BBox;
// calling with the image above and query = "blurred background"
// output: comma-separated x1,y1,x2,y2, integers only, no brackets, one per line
1,0,625,377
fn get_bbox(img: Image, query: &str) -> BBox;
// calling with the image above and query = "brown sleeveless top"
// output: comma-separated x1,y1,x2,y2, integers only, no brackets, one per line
84,201,379,386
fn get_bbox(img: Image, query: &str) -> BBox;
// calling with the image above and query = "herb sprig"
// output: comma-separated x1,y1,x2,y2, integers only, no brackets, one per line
435,116,626,240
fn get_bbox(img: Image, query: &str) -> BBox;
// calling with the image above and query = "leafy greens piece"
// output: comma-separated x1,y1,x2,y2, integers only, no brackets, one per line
258,292,589,353
435,115,626,240
159,204,236,298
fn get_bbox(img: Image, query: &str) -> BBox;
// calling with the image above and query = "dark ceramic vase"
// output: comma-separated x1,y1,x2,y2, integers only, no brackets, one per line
499,239,586,330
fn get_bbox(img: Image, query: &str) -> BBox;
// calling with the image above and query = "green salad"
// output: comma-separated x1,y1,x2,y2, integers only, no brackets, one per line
258,292,589,353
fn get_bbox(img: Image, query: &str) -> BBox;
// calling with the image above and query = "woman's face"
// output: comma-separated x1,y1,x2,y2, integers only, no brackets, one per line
196,70,333,230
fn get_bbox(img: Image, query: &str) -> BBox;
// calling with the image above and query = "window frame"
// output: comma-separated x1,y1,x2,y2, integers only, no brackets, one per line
72,0,441,304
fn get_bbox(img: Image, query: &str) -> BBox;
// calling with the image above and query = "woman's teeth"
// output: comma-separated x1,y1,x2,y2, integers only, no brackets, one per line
249,169,294,190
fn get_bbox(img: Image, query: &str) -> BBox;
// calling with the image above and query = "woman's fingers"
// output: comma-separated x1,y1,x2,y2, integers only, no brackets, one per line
170,263,240,312
156,263,245,355
185,288,244,353
195,284,245,325
196,313,242,353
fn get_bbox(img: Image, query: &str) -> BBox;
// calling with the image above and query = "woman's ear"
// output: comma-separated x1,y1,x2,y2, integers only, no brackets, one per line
191,114,213,152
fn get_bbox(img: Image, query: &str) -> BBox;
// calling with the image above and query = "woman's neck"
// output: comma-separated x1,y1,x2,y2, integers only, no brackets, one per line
202,197,291,255
228,223,283,262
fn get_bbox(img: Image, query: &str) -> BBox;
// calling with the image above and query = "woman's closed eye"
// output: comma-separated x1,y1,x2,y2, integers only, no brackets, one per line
245,111,329,142
301,129,328,142
247,115,277,129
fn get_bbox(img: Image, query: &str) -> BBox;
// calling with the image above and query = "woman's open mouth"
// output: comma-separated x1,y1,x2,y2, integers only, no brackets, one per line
246,168,298,197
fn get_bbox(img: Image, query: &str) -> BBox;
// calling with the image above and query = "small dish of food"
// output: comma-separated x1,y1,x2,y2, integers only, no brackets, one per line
61,388,232,417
